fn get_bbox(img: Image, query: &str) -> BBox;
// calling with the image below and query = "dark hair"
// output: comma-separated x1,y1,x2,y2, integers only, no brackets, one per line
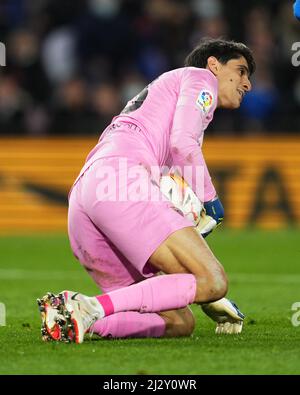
184,38,256,76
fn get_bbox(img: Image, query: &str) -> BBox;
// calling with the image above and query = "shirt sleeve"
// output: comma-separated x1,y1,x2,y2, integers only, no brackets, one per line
170,67,218,202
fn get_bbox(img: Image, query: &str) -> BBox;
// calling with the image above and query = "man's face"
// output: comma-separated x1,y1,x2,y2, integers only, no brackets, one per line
209,56,252,109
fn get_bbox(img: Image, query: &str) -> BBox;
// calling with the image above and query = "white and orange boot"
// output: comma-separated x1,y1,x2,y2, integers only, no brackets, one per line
37,291,101,343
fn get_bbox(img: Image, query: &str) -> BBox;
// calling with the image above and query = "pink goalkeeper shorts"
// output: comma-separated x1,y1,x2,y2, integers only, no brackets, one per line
68,157,193,293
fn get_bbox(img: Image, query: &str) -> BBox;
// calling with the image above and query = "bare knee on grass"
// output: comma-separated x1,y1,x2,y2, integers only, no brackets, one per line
159,307,195,337
149,227,228,303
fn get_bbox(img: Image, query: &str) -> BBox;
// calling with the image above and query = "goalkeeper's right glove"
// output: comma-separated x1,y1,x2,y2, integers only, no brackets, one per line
196,196,224,238
201,297,245,334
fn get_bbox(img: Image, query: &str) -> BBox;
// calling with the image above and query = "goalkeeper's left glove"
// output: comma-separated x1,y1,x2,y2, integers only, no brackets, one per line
294,0,300,20
195,196,224,238
201,297,245,334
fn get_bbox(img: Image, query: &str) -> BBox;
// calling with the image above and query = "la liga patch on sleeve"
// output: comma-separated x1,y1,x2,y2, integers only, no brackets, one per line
196,90,214,114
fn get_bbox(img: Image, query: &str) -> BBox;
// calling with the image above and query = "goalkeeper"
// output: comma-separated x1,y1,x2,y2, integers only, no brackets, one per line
38,38,255,343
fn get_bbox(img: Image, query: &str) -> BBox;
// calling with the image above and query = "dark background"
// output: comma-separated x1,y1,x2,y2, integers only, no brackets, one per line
0,0,299,136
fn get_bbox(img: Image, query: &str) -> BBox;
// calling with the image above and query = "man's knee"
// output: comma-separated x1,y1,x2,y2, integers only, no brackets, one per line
178,308,196,336
194,270,228,303
160,307,195,337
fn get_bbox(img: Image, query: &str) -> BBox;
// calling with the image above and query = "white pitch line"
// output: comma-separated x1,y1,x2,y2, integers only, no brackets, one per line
229,273,300,284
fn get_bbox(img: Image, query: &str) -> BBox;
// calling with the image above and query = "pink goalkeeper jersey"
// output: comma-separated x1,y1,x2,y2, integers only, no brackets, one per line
76,67,218,202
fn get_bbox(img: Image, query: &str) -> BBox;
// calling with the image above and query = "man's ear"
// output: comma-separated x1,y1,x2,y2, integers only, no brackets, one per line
206,56,220,76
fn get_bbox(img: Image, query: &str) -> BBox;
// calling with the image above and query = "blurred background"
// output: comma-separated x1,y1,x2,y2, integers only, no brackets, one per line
0,0,300,233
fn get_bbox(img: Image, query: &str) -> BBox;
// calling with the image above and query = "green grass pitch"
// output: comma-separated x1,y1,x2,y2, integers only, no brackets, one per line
0,230,299,375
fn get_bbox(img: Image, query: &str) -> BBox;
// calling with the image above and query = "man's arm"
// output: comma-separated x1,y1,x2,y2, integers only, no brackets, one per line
170,67,218,203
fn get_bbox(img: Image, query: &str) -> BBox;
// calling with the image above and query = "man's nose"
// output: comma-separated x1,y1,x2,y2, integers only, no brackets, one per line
243,77,251,92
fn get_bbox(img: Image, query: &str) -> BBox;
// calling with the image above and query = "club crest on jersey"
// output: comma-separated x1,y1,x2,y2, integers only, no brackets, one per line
196,90,213,114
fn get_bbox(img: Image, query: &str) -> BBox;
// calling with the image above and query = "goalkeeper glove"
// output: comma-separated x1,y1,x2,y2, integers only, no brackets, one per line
196,196,224,238
201,297,245,334
294,0,300,20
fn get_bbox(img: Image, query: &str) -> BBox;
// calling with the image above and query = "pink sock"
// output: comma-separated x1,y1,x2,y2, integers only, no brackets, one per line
96,273,196,316
89,312,166,338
